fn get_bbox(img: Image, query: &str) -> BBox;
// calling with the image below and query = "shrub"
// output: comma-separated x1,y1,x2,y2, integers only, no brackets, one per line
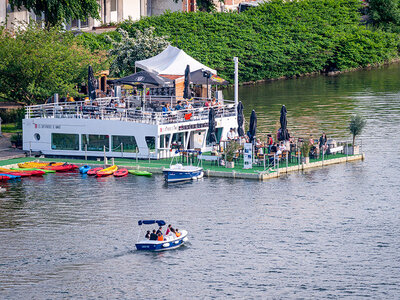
349,114,366,146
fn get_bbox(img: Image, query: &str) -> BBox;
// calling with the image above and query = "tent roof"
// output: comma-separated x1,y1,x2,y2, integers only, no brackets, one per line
135,45,216,76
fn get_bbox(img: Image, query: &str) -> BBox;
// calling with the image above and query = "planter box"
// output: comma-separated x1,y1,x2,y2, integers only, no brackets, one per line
226,161,235,169
344,145,359,155
301,157,310,164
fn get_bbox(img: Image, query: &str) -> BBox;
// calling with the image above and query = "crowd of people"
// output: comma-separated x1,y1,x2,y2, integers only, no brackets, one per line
162,97,221,114
144,224,182,242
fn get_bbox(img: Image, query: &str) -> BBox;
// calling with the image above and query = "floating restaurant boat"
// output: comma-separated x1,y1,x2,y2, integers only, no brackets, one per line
163,164,203,183
135,220,188,251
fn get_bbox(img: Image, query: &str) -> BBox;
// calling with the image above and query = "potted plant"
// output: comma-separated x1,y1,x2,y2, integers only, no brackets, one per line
300,140,312,164
346,114,366,155
225,141,240,168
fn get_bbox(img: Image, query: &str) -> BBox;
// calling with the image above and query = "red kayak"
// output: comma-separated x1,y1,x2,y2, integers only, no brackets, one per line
0,175,10,181
87,167,102,176
113,168,128,177
42,165,76,172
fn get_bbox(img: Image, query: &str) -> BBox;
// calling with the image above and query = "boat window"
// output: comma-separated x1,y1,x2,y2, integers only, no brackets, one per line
82,134,109,151
171,132,185,149
51,133,79,150
145,136,156,152
160,134,170,149
112,135,138,153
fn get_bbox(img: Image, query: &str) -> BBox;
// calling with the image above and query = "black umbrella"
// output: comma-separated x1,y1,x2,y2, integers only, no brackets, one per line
278,105,290,141
248,110,257,143
113,71,173,87
237,101,245,137
183,65,191,99
189,69,229,85
88,65,97,100
207,107,217,145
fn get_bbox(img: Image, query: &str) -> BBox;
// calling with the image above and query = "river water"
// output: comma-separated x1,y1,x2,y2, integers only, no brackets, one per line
1,65,400,299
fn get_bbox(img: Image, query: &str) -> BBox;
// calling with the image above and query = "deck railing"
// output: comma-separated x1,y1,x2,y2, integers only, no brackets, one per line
25,96,236,125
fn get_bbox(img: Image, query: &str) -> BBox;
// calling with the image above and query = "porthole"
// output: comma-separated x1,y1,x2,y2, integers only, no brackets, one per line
34,133,40,141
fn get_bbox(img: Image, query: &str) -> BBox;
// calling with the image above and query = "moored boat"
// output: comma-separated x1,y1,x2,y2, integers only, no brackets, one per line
79,165,92,174
163,164,203,183
0,168,45,177
87,167,102,176
128,170,152,177
18,162,64,168
135,220,188,251
42,164,76,172
0,175,10,181
114,168,128,177
96,165,118,177
11,167,56,173
0,173,21,180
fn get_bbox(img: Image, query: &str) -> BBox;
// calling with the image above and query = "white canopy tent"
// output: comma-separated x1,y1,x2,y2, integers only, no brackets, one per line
135,45,217,76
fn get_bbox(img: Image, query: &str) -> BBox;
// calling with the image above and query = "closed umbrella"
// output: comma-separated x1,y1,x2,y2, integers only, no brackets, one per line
113,71,173,87
207,107,217,145
278,105,290,141
183,65,191,99
237,101,244,137
248,110,257,143
88,65,97,100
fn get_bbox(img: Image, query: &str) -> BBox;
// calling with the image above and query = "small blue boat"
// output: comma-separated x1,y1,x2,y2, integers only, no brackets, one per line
135,220,188,251
163,164,203,183
0,173,21,179
79,165,92,174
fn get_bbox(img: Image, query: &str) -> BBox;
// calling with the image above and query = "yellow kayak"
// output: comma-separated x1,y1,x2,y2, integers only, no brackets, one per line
96,165,118,177
18,162,64,168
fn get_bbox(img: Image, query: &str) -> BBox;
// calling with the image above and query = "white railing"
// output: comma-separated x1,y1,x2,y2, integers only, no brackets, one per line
25,96,236,125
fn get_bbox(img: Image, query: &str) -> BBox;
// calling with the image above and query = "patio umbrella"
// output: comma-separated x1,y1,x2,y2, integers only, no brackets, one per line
248,110,257,143
189,69,229,85
207,107,217,145
278,105,290,141
88,65,97,100
113,71,173,87
183,65,191,99
237,101,245,137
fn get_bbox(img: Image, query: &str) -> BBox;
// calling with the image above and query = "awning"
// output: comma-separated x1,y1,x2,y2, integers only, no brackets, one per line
138,220,166,226
189,69,229,85
112,71,173,87
135,45,216,76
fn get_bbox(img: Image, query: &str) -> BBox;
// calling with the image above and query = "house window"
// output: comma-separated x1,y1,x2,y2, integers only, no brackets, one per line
111,0,117,12
112,135,138,153
51,133,79,150
82,134,109,151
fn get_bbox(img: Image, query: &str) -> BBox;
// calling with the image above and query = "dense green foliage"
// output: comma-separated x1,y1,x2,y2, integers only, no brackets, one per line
9,0,100,27
0,24,107,105
0,108,24,125
108,0,400,82
367,0,400,32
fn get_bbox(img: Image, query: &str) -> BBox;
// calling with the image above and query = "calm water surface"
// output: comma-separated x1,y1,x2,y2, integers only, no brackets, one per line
1,65,400,299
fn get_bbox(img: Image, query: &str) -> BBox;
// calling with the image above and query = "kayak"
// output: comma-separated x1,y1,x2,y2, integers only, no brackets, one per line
114,168,128,177
0,175,10,181
18,162,64,168
128,170,152,177
0,173,21,179
41,164,76,172
87,167,102,176
0,168,45,177
79,165,92,174
96,165,118,177
10,167,56,173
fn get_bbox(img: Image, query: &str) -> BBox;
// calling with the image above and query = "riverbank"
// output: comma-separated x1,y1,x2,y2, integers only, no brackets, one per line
0,152,365,181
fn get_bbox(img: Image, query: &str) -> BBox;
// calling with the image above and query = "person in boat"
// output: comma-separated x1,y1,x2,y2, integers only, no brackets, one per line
145,230,151,239
162,103,172,114
165,224,173,235
149,229,158,240
157,232,164,241
175,229,181,237
156,226,163,236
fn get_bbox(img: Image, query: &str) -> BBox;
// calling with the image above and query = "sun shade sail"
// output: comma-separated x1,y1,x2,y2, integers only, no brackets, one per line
138,220,166,226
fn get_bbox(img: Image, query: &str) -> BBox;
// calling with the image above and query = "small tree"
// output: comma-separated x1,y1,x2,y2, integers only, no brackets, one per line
300,140,312,158
108,27,169,77
349,114,366,147
225,140,240,162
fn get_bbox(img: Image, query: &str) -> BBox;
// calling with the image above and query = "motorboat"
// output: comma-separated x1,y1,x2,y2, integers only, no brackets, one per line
163,164,203,183
135,220,188,251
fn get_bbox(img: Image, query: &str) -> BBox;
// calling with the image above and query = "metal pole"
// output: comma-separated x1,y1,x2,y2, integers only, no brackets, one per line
136,147,138,164
346,140,348,161
286,151,288,173
277,154,280,176
29,141,32,157
103,145,106,167
234,57,239,109
322,147,324,166
121,142,123,158
85,144,87,161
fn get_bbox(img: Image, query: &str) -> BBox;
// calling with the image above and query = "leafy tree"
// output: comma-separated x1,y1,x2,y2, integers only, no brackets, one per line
9,0,100,27
349,114,366,146
0,24,107,105
108,27,169,77
367,0,400,29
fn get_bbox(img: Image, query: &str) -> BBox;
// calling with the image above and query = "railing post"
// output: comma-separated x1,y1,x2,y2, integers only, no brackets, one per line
121,143,123,158
85,144,87,161
136,147,138,164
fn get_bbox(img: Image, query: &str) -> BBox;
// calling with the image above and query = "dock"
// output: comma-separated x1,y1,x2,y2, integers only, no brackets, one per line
0,152,365,181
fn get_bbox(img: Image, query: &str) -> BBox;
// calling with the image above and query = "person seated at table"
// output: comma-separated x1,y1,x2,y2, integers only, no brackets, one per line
204,99,211,107
227,128,235,140
149,229,158,240
270,142,278,153
145,230,151,239
279,142,286,151
175,101,183,111
255,138,264,154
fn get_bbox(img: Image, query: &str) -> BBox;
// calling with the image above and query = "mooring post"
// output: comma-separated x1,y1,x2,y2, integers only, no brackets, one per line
286,151,288,173
121,143,123,158
136,147,138,164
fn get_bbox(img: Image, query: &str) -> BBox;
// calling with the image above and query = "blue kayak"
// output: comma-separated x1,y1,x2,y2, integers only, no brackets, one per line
0,173,21,179
79,165,92,174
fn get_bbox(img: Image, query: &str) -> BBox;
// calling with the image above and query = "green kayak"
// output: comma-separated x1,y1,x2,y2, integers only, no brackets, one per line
11,167,56,173
128,170,152,177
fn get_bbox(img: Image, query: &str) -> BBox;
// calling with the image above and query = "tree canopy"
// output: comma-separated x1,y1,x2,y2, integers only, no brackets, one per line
9,0,100,27
0,24,107,105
